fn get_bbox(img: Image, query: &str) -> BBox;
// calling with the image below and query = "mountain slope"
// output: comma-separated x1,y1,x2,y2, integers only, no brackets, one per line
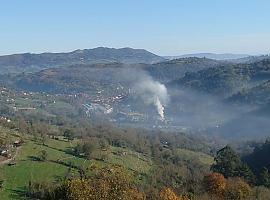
165,53,250,60
146,57,223,83
170,59,270,97
228,80,270,105
0,47,165,74
4,57,224,93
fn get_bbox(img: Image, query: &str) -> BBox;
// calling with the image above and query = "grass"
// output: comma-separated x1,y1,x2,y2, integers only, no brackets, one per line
107,146,152,174
0,139,74,199
175,148,214,166
46,101,77,116
0,134,152,199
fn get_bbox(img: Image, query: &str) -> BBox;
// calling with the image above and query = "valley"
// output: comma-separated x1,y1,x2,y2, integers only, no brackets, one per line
0,47,270,199
2,1,270,199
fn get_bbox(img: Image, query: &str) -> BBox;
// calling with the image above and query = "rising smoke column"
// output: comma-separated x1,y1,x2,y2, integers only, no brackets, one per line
133,75,169,121
155,97,165,120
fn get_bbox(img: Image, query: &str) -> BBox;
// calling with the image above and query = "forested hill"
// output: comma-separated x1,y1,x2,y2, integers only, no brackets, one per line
146,57,223,82
0,47,165,74
2,57,223,94
170,59,270,98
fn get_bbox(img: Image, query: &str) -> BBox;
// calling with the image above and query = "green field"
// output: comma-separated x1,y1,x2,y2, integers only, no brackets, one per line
175,148,214,166
0,133,153,199
0,126,213,199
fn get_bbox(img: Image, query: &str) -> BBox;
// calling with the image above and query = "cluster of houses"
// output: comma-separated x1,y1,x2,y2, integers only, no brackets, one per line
1,86,39,113
0,139,22,159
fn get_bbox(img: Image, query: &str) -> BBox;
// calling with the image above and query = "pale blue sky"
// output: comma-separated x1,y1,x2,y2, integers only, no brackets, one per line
1,0,270,55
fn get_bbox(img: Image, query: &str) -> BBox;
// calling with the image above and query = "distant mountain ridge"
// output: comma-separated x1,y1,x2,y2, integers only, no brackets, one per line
165,53,250,60
0,47,165,74
0,47,268,75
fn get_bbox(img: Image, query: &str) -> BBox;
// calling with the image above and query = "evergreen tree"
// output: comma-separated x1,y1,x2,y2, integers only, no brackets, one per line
237,163,255,184
211,146,242,178
211,145,254,183
259,167,270,187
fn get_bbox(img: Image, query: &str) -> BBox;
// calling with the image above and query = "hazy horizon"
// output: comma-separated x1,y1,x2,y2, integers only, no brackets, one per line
0,46,263,57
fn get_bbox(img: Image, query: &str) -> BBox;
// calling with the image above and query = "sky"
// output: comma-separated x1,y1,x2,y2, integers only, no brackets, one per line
1,0,270,56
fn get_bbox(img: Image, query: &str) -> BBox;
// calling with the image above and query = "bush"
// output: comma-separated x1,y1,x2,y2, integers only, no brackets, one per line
224,178,251,200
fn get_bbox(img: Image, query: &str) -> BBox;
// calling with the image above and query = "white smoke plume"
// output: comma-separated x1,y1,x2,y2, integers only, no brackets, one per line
134,75,169,121
155,97,165,121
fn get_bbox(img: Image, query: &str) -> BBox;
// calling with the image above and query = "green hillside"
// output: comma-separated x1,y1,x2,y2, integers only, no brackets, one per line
0,124,215,199
0,133,153,199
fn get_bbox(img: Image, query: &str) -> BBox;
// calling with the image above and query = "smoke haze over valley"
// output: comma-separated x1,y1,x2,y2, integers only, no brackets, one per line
0,48,269,141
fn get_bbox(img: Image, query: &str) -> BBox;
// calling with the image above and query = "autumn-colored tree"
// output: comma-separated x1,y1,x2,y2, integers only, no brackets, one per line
252,186,270,200
127,188,147,200
203,172,227,198
224,178,251,200
90,167,145,200
180,193,195,200
159,187,181,200
60,166,145,200
66,179,93,200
